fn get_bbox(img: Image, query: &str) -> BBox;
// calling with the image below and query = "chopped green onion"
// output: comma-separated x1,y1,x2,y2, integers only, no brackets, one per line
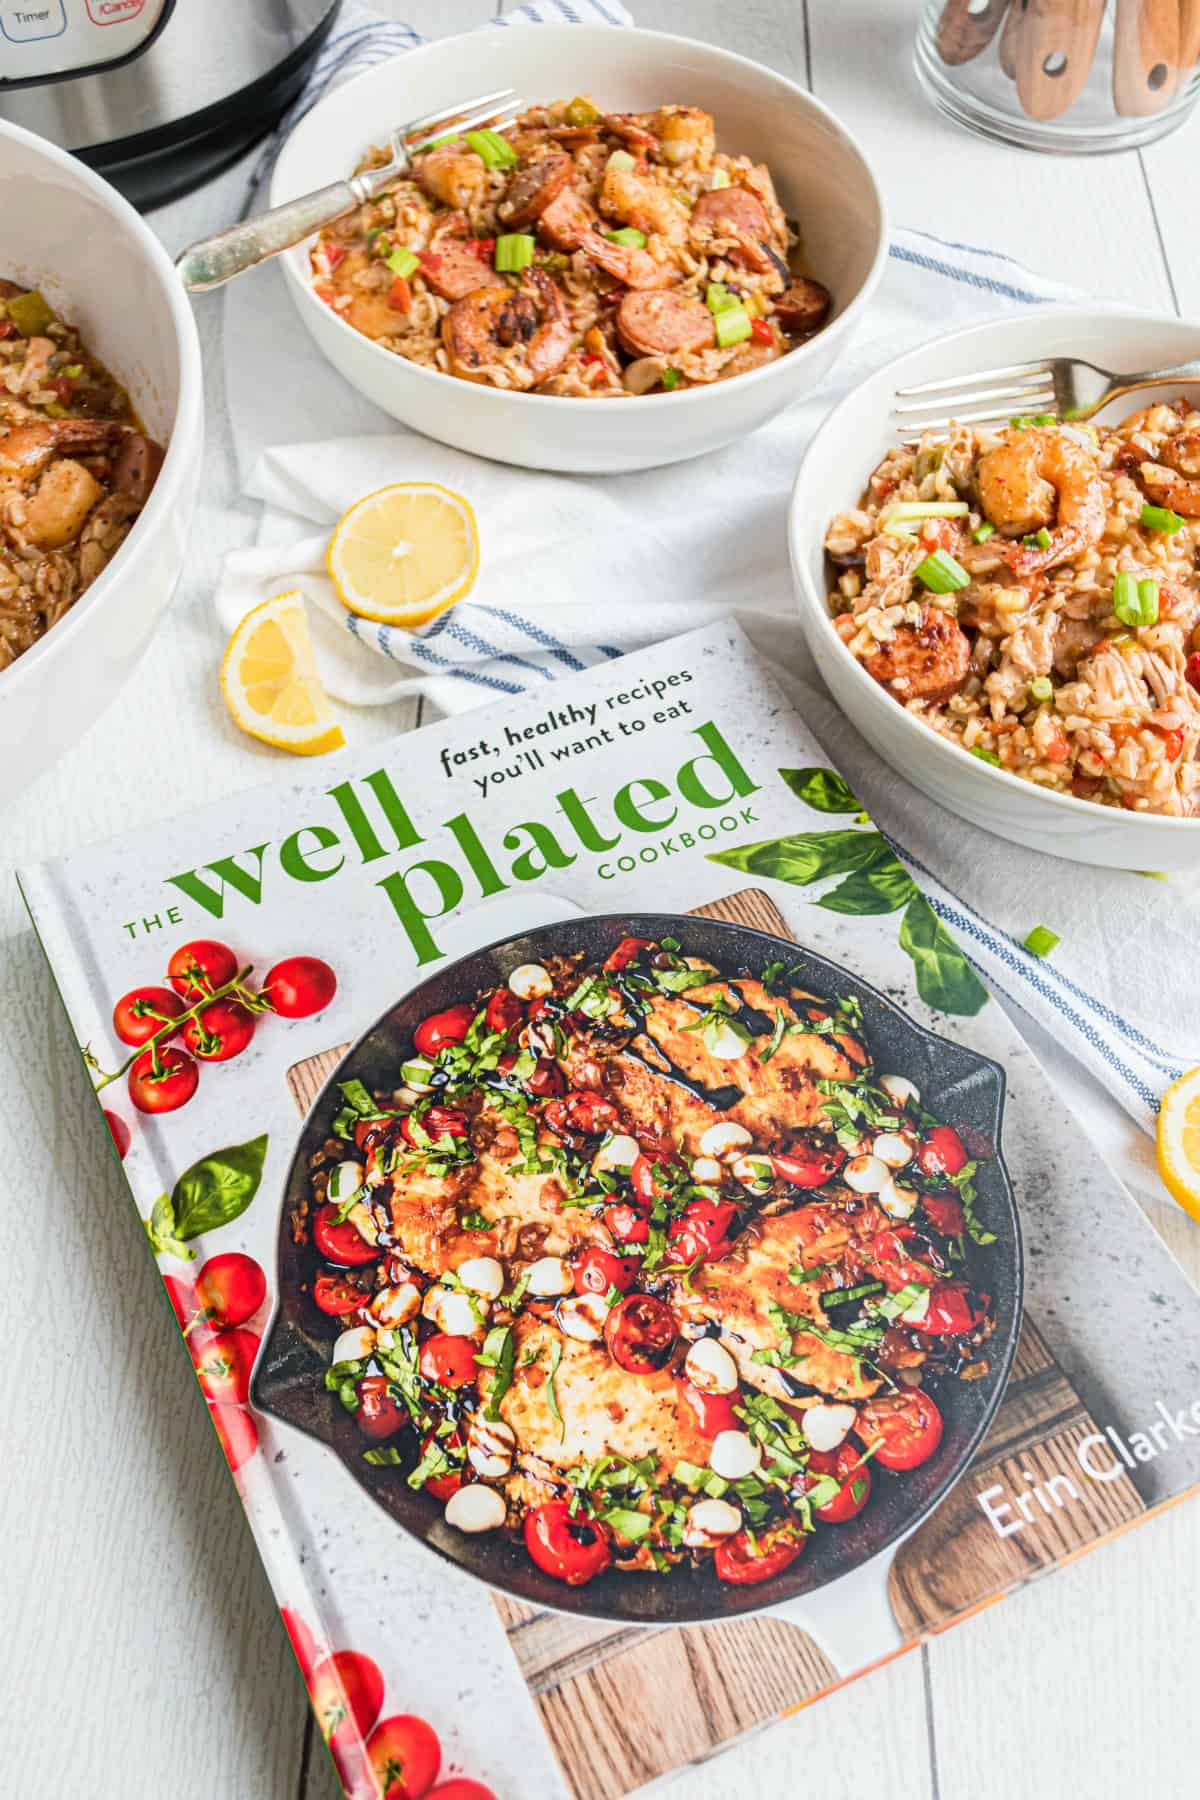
913,548,970,593
61,362,83,378
604,227,646,248
385,246,419,279
1029,675,1054,702
1141,502,1185,534
1009,415,1031,430
1031,412,1056,426
882,501,970,522
705,281,739,314
6,289,53,336
713,304,752,348
973,523,996,543
1023,924,1060,959
421,132,458,151
606,149,636,172
710,167,732,189
882,521,918,539
494,233,535,273
970,746,1002,766
662,367,682,391
465,128,517,170
1112,571,1159,626
564,95,600,127
1034,527,1052,550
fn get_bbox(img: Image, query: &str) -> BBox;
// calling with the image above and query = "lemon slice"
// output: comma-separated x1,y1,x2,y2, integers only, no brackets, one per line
220,591,345,756
1156,1066,1200,1223
326,481,479,626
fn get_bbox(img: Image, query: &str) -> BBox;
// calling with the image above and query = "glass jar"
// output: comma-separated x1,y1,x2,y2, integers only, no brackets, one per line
914,0,1200,153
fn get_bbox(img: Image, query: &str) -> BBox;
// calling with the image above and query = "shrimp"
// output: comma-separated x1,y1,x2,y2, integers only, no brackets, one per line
0,418,127,550
598,163,690,246
413,143,488,212
976,425,1105,575
1139,432,1200,515
577,226,676,290
655,106,715,168
441,270,572,390
688,186,783,278
0,417,122,488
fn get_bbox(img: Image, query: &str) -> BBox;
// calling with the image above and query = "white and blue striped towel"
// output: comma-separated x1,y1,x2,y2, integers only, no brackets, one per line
215,4,1197,1162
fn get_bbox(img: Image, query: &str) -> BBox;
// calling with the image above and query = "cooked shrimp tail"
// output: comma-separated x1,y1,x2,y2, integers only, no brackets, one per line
976,424,1105,575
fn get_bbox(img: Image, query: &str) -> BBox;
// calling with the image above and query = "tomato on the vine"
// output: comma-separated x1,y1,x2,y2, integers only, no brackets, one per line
856,1389,943,1471
523,1501,612,1585
183,998,256,1062
675,1377,739,1439
916,1124,969,1179
485,988,524,1034
426,1784,498,1800
604,1294,676,1373
190,1327,260,1405
313,1274,366,1317
356,1374,406,1441
211,1404,259,1473
418,1333,479,1389
167,939,238,1001
366,1713,442,1800
280,1607,320,1679
312,1203,379,1268
195,1252,266,1327
803,1441,871,1522
667,1199,738,1264
308,1650,385,1752
263,955,337,1019
112,984,185,1047
128,1045,198,1114
104,1110,131,1159
574,1246,638,1296
714,1521,806,1585
413,1003,475,1057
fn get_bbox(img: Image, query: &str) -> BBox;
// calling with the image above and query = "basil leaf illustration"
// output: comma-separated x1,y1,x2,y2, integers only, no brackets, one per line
144,1192,193,1262
710,828,887,887
779,767,862,814
898,895,989,1016
168,1134,269,1242
814,850,917,916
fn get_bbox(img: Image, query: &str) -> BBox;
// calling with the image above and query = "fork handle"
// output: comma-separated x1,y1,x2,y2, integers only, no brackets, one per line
176,165,400,292
1079,359,1200,418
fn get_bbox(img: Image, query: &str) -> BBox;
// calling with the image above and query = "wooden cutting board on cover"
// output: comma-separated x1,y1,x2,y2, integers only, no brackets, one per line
286,888,1146,1800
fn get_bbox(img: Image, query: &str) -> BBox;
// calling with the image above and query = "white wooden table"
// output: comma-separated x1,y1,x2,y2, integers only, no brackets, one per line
2,3,1199,1795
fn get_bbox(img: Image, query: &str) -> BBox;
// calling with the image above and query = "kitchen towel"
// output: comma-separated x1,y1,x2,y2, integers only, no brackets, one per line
214,5,1196,1186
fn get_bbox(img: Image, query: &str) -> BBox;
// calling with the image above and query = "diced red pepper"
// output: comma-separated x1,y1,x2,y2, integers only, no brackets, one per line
1151,722,1185,761
750,318,772,346
325,242,347,272
471,238,496,261
387,276,413,313
313,280,335,306
1186,653,1200,692
0,320,15,340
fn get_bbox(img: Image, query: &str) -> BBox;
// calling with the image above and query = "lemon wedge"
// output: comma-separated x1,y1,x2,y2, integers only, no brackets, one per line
220,591,345,756
1156,1067,1200,1223
326,481,479,626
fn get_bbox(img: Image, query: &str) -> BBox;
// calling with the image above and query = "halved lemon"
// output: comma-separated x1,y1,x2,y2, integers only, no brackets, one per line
326,481,479,627
1156,1067,1200,1223
220,591,345,756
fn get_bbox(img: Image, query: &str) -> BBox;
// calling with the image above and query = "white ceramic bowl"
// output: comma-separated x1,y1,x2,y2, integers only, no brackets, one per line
0,120,203,805
269,25,887,473
789,307,1200,872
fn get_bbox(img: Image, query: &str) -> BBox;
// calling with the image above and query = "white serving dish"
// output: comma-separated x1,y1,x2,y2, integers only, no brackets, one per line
269,24,887,474
0,119,203,805
788,308,1200,871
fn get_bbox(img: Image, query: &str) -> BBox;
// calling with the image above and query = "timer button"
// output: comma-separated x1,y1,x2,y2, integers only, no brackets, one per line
0,0,66,40
85,0,146,21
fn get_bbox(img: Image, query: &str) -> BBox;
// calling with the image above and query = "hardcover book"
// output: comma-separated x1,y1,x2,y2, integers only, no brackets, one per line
20,620,1200,1800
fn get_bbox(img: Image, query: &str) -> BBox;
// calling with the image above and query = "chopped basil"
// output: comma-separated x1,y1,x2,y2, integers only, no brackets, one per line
875,1281,928,1321
459,1209,491,1231
602,1506,654,1541
759,1009,790,1065
546,1339,565,1440
822,1279,885,1309
363,1445,404,1467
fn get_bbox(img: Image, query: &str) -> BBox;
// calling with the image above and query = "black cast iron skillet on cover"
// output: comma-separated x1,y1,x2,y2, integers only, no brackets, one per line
253,912,1023,1626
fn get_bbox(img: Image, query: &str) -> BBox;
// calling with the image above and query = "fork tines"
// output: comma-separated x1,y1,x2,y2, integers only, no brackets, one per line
403,89,524,155
891,359,1058,435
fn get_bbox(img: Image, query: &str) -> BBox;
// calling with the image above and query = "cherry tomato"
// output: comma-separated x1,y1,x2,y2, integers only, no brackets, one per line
419,1333,479,1389
675,1377,739,1439
356,1374,406,1441
420,1429,464,1502
772,1139,846,1189
714,1521,805,1584
870,1226,938,1293
526,1057,565,1097
112,984,185,1047
524,1500,612,1585
195,1252,266,1327
163,1273,198,1333
401,1106,469,1147
308,1650,385,1753
426,1785,497,1800
167,938,238,1001
128,1045,199,1114
630,1153,677,1204
804,1441,871,1523
413,1003,476,1058
263,954,338,1019
605,1201,649,1245
856,1389,944,1471
918,1280,989,1337
211,1403,259,1473
574,1246,638,1296
604,1294,677,1374
543,1090,621,1139
485,988,524,1034
603,936,655,971
353,1115,395,1154
668,1200,738,1265
916,1124,969,1178
280,1606,320,1679
313,1273,366,1317
183,998,256,1062
190,1327,260,1405
104,1110,131,1159
312,1202,379,1268
921,1192,965,1238
366,1714,442,1800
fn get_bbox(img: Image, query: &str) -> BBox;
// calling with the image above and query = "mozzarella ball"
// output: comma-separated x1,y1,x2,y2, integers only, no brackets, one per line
509,962,553,1000
731,1153,774,1192
706,1022,749,1061
422,1284,483,1336
526,1255,574,1297
879,1073,920,1108
844,1153,891,1195
690,1156,724,1184
332,1325,375,1364
556,1292,609,1343
326,1160,366,1205
698,1120,753,1160
878,1179,918,1220
801,1402,857,1453
444,1485,507,1533
368,1283,421,1329
873,1132,914,1169
684,1336,739,1395
466,1416,516,1478
592,1134,641,1177
683,1498,743,1547
709,1430,761,1481
456,1256,505,1301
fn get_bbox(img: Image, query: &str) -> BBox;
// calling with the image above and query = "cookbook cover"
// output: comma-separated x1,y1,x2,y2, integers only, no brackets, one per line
19,619,1200,1800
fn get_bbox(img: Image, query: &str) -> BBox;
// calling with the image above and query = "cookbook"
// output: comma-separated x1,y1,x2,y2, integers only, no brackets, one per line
19,619,1200,1800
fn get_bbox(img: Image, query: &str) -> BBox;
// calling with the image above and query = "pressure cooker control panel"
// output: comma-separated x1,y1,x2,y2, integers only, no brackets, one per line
0,0,168,85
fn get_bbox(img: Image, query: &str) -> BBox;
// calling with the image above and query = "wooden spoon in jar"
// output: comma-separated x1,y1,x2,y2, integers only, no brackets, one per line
1113,0,1181,114
1181,0,1200,74
936,0,1013,63
998,0,1024,77
1016,0,1107,118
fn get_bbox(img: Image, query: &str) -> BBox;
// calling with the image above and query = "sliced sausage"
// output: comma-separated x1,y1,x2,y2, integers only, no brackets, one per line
112,432,165,505
863,612,972,704
616,290,715,359
420,242,505,302
538,186,596,251
500,152,574,228
776,278,832,336
690,185,773,245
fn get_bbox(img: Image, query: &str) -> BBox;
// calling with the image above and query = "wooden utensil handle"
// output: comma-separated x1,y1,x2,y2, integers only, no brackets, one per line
998,0,1025,76
936,0,1013,63
1016,0,1107,119
1177,0,1200,71
1113,0,1182,114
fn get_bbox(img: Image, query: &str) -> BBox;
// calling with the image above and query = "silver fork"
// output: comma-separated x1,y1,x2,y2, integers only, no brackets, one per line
892,351,1200,436
175,88,523,293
